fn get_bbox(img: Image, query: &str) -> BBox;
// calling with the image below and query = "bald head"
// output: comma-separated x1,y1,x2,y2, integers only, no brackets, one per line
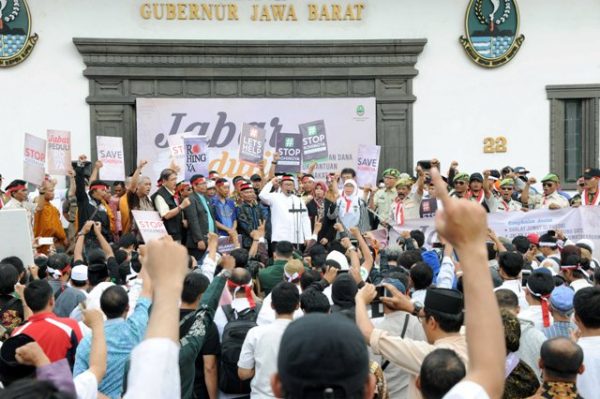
540,337,584,381
230,267,251,287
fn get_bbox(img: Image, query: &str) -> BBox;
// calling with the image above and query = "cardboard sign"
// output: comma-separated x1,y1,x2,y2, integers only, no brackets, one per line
239,123,266,164
420,198,438,218
183,136,210,180
23,133,47,185
46,130,71,175
299,120,328,165
97,136,125,181
218,234,243,253
132,210,169,243
0,209,34,267
275,133,302,174
356,144,380,187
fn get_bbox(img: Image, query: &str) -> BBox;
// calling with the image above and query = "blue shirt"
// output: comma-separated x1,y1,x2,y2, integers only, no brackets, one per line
196,193,215,234
210,196,237,235
74,297,151,399
543,320,577,339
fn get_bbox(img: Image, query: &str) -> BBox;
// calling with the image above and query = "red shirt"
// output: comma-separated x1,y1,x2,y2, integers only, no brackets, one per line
12,312,83,365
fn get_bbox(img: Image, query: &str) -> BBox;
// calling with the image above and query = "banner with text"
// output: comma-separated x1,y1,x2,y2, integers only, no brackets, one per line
394,207,600,251
46,130,71,176
136,98,375,187
97,136,125,181
299,119,328,166
167,132,193,181
183,136,210,180
356,144,380,187
275,133,302,174
132,210,169,243
239,123,266,164
23,133,46,185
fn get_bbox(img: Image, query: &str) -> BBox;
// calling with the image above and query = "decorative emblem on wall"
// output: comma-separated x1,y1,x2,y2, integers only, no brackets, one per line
460,0,524,68
0,0,38,67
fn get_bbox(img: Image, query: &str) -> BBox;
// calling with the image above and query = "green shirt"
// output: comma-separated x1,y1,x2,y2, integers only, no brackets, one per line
258,260,288,296
179,273,226,399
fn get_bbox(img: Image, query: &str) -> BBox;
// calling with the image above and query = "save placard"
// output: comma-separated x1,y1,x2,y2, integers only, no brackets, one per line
132,210,169,243
97,136,125,181
356,144,380,187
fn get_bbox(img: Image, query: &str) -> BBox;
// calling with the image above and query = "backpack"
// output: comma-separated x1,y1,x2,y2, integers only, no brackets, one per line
218,304,262,394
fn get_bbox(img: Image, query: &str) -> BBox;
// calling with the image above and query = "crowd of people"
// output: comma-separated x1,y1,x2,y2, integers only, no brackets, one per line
0,155,599,399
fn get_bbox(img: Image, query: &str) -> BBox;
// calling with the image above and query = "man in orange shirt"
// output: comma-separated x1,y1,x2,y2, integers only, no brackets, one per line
34,181,67,254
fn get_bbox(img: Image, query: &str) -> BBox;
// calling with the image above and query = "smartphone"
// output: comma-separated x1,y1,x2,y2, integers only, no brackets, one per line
417,160,432,170
371,286,385,318
521,270,531,287
38,237,54,246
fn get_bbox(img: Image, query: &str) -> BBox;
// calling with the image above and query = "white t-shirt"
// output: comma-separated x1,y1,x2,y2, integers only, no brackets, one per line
74,370,98,399
577,336,600,399
495,279,529,311
238,319,292,399
257,289,304,326
443,380,490,398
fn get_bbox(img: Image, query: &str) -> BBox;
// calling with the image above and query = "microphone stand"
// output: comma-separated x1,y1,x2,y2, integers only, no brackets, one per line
288,191,306,251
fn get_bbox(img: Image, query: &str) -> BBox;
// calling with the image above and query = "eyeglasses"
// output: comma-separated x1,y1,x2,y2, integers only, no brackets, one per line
542,183,554,187
455,181,466,186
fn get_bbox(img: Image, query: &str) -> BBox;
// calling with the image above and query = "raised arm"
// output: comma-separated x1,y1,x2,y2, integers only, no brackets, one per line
82,309,107,384
350,226,374,273
129,160,148,194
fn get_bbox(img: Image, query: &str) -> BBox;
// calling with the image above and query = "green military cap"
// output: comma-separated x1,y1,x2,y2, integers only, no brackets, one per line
453,172,469,183
541,173,560,183
395,178,413,188
383,168,400,178
500,178,515,187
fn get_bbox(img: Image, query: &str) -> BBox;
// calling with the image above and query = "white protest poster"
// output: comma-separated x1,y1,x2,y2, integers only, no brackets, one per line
183,136,210,180
0,209,34,267
46,130,71,175
167,132,194,180
23,133,46,185
96,136,125,181
132,210,169,243
356,144,380,187
136,98,376,185
239,123,266,164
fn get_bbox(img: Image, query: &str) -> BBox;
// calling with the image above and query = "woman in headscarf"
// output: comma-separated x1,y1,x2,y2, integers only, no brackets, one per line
334,179,370,235
501,309,540,399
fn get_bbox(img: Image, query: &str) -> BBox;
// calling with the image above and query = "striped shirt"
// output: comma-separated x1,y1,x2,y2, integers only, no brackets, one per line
543,320,576,339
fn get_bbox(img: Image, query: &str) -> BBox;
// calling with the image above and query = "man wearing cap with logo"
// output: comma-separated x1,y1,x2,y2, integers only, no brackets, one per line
544,286,577,339
356,285,467,398
184,174,217,260
391,174,424,228
495,178,523,212
581,167,600,206
522,174,569,210
259,175,311,246
371,168,399,228
449,173,469,198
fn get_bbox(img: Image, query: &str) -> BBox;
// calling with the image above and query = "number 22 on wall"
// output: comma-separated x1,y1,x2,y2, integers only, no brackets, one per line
483,136,507,153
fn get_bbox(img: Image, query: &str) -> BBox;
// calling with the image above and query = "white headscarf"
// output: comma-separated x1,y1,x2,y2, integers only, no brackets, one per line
337,179,360,228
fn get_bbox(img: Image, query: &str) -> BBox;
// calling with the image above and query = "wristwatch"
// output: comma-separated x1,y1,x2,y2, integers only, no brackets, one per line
412,303,423,317
218,269,232,279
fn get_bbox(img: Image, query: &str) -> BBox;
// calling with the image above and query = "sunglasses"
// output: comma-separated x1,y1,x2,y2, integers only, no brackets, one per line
542,183,554,187
455,181,466,185
501,187,513,191
578,183,585,187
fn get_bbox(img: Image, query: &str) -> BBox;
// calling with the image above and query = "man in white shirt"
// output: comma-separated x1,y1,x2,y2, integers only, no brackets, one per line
494,251,529,310
259,175,311,245
519,269,555,330
560,262,592,293
573,286,600,399
238,281,300,399
2,179,37,232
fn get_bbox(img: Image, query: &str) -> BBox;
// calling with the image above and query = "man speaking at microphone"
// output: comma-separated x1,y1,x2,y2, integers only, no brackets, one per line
259,174,311,247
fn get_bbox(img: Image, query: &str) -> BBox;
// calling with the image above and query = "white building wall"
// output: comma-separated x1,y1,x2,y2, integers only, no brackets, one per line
1,0,599,186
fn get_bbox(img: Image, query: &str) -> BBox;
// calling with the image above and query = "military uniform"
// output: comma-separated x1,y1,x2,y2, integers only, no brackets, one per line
532,191,569,209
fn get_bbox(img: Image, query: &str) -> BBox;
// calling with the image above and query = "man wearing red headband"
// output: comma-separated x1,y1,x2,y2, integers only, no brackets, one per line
259,174,311,246
237,181,265,249
2,179,36,231
74,155,113,248
300,174,316,204
183,174,217,260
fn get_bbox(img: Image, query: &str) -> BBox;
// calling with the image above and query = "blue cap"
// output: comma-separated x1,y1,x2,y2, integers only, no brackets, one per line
550,286,575,313
381,278,406,295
